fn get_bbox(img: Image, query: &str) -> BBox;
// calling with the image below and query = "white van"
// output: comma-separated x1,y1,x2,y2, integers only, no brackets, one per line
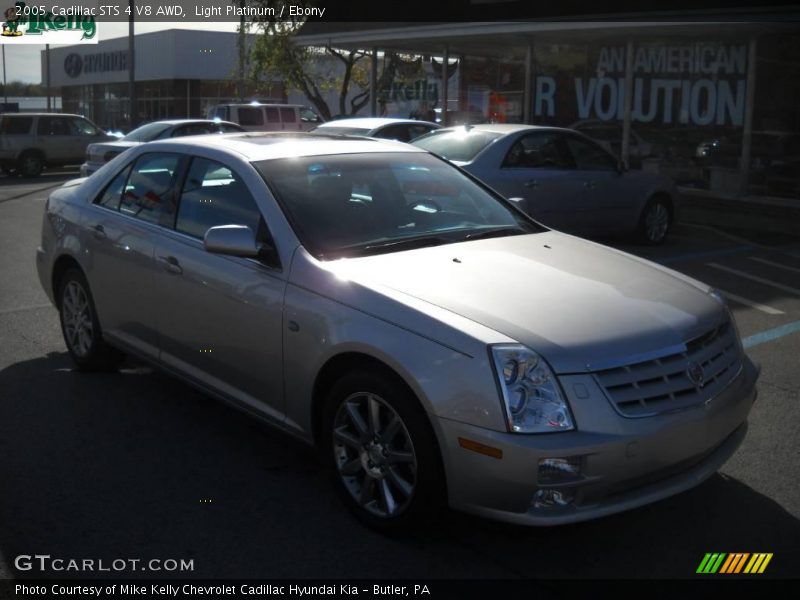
208,104,323,132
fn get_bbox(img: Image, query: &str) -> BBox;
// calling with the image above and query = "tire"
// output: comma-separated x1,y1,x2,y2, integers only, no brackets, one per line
321,370,445,533
57,268,125,371
638,196,671,245
17,151,44,178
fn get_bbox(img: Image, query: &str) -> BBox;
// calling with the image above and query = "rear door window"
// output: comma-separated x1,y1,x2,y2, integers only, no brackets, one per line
266,108,280,124
120,153,182,225
279,107,296,124
503,132,572,169
37,117,72,136
238,107,264,126
94,164,133,211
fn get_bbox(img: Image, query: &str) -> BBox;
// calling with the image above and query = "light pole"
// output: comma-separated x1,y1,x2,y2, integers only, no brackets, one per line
2,45,7,107
128,0,136,127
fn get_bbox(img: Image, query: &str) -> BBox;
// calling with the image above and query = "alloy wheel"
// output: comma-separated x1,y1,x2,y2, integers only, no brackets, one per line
332,392,418,518
645,201,669,243
61,280,94,358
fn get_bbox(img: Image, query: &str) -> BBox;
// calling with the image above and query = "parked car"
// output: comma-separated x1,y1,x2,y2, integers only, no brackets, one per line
312,118,439,142
0,112,114,177
80,119,244,177
36,132,757,530
208,103,323,132
413,124,678,244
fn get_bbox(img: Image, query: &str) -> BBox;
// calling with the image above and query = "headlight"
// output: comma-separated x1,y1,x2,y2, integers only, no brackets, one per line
490,345,574,433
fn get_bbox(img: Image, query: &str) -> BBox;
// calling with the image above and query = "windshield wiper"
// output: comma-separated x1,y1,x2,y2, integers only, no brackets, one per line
350,235,453,257
462,227,528,242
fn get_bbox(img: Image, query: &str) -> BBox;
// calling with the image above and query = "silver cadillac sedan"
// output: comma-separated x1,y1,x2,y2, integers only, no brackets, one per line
36,133,758,531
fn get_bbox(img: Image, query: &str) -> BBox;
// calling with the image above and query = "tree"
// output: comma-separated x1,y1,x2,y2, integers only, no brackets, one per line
246,1,400,120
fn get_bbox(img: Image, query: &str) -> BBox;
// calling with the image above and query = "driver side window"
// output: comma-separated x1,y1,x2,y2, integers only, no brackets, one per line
502,133,571,169
563,136,618,171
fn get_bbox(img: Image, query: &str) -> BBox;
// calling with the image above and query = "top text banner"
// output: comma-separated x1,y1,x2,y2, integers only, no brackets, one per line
2,1,329,25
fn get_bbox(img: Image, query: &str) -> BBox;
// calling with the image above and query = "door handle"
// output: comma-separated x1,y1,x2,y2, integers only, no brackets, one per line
91,224,107,240
583,181,596,189
524,180,539,189
157,255,183,275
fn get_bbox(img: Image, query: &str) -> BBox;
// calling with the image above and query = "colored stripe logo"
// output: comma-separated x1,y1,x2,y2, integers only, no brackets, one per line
696,553,773,574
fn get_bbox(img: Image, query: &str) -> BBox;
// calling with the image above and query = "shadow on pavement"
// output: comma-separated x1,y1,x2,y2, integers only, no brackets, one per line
1,352,797,579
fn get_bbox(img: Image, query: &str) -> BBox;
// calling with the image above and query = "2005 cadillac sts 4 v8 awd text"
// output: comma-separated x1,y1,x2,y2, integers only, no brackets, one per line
36,132,758,530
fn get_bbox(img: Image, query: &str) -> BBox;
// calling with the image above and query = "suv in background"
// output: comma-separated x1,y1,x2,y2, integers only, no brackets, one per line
0,113,113,177
208,103,323,132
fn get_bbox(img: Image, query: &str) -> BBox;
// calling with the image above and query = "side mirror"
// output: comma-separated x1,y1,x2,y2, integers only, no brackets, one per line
204,225,260,258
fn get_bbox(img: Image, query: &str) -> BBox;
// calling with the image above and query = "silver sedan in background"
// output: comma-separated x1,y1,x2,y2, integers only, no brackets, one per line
37,133,757,531
413,124,678,244
80,119,244,177
313,117,439,142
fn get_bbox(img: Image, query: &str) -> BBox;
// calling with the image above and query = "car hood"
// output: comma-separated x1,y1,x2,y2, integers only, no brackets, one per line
325,232,724,373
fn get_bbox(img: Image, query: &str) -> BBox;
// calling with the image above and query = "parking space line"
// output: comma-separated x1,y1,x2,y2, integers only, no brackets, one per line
748,256,800,275
656,245,753,265
707,263,800,296
720,290,785,315
742,320,800,349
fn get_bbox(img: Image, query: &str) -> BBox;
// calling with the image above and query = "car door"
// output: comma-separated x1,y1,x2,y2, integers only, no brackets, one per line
82,152,183,357
67,116,108,163
560,133,632,235
279,106,300,131
485,131,587,231
153,156,287,420
36,116,74,163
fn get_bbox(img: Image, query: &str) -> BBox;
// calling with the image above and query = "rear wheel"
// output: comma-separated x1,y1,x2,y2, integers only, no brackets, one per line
58,268,124,371
17,151,44,177
322,370,444,532
638,196,671,244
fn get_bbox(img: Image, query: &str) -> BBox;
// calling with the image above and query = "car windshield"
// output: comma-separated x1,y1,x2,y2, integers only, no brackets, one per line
255,152,542,260
412,129,502,162
313,126,372,136
123,122,173,142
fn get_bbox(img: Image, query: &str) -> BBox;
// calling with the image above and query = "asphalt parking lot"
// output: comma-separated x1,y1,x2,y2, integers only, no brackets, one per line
0,172,798,580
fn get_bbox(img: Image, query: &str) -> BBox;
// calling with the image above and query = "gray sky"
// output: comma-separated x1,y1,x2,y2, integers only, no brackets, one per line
2,21,239,85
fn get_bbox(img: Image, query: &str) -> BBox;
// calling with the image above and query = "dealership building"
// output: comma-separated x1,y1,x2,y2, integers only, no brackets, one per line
46,20,800,198
295,20,800,198
42,28,283,131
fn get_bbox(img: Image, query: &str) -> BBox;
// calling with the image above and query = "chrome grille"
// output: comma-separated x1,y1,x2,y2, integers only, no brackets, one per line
593,321,742,417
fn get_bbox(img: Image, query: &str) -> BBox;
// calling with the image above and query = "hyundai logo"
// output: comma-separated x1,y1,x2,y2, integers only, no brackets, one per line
686,361,705,387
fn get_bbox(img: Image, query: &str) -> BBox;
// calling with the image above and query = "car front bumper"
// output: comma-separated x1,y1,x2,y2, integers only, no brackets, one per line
434,355,758,525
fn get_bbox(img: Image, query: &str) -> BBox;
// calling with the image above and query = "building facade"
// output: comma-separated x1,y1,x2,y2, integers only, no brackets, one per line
42,29,283,131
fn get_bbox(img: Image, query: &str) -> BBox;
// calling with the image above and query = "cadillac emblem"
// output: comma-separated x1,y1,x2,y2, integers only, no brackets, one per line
686,361,705,387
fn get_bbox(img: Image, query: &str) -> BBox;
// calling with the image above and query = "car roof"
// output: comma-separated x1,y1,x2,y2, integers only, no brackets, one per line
149,132,426,161
0,112,85,117
214,103,306,109
317,118,437,130
436,123,561,135
139,119,239,126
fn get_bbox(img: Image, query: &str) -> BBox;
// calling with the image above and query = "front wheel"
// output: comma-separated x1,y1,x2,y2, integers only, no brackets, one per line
322,371,444,532
638,196,672,245
58,268,124,371
17,152,44,178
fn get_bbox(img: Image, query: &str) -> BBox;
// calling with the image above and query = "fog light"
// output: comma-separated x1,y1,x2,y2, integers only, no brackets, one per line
532,488,575,509
538,457,582,484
